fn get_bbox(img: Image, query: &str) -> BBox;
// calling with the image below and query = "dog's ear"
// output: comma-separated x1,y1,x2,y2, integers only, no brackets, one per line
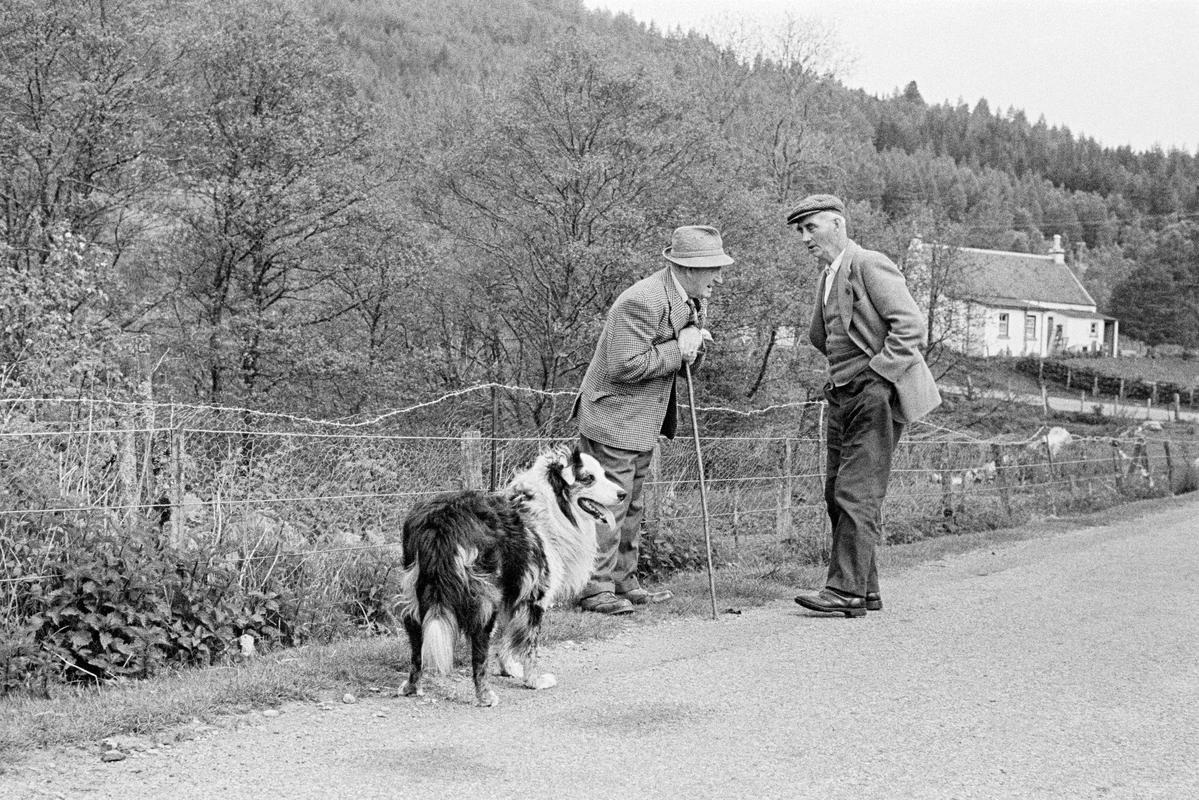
546,458,577,524
547,459,573,492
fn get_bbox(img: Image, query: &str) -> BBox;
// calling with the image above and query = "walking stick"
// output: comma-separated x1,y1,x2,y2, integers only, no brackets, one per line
682,360,718,620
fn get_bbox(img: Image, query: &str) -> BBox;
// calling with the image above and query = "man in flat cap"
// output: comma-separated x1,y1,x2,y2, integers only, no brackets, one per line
571,225,732,615
788,195,940,617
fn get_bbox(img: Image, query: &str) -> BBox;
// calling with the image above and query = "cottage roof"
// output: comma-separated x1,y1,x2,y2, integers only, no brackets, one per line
946,246,1096,309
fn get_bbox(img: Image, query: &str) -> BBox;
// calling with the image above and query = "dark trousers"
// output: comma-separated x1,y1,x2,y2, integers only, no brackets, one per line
823,369,905,598
577,435,653,597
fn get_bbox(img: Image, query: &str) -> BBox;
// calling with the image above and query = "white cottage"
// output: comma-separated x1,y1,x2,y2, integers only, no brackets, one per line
907,235,1119,358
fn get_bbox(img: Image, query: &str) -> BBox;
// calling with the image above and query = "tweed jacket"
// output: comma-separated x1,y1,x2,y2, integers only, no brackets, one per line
573,267,701,452
809,241,941,423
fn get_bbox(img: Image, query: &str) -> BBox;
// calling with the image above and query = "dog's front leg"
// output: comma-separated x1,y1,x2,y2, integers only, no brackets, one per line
516,603,556,690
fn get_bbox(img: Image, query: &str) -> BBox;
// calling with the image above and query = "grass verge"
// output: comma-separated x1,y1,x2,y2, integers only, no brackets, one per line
1,493,1193,760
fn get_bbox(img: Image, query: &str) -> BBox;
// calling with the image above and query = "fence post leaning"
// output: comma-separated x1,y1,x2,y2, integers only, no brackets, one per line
1043,436,1058,516
1164,441,1176,495
991,443,1013,521
1110,441,1124,494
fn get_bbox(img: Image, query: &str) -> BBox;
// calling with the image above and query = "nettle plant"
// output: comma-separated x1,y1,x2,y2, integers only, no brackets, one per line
9,523,297,690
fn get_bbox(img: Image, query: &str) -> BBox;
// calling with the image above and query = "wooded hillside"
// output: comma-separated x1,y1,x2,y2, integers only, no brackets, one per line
3,0,1196,432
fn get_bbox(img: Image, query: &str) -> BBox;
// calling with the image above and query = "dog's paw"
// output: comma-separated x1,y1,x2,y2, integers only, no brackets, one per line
399,680,423,697
525,673,557,690
498,658,524,680
475,689,499,708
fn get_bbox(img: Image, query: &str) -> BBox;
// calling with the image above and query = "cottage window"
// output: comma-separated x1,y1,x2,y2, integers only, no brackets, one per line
1025,315,1037,340
1090,322,1099,337
998,313,1009,338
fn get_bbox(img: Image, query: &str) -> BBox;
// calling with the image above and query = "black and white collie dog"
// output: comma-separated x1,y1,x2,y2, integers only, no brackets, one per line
397,446,624,707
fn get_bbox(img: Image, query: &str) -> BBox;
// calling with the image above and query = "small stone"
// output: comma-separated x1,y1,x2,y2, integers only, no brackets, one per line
342,693,357,705
238,633,257,658
261,709,281,718
373,712,387,719
100,751,127,763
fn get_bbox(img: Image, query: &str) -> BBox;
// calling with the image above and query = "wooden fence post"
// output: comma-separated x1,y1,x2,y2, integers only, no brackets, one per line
171,419,184,548
1164,441,1176,495
1130,437,1153,490
460,430,485,490
1066,368,1072,390
937,444,953,519
991,443,1012,521
776,438,793,538
1041,383,1050,417
1110,442,1124,494
1092,374,1099,396
1043,437,1058,516
1173,393,1181,421
731,483,742,554
119,409,138,523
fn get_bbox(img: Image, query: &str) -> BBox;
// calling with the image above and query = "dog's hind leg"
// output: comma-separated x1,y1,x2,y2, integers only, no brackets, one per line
399,616,425,697
512,602,556,690
471,616,499,707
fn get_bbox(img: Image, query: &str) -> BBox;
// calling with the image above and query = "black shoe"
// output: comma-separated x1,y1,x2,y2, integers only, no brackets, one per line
794,588,867,618
865,592,882,612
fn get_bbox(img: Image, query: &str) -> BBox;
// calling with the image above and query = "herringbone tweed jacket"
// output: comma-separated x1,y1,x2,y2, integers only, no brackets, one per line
573,267,701,452
809,240,941,423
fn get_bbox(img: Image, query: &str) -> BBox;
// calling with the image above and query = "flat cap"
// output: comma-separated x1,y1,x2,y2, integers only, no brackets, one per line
786,194,846,226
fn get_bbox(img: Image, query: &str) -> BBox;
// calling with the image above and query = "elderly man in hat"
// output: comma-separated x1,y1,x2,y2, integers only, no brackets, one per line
788,195,940,617
572,225,733,615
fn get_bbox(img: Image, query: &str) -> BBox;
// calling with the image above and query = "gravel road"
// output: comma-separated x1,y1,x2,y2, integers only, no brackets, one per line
5,498,1198,799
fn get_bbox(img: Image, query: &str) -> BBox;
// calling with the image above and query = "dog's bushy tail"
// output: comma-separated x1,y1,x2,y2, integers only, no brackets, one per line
421,607,457,675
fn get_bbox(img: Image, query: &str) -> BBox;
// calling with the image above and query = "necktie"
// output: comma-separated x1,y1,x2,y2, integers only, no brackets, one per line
822,265,834,305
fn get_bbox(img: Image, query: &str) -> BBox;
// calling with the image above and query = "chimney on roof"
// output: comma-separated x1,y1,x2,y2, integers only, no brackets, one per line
1050,234,1066,265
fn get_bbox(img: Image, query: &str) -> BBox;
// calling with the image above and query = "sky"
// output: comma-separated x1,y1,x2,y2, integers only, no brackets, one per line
581,0,1199,154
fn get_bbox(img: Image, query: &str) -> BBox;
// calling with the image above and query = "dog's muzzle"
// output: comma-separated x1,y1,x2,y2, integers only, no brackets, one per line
576,497,616,530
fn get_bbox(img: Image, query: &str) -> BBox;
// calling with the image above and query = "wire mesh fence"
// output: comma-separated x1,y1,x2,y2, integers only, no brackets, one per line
2,393,1196,687
2,395,1193,568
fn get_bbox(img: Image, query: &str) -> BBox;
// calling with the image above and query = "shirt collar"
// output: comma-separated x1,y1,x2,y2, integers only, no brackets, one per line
826,248,847,277
669,268,690,305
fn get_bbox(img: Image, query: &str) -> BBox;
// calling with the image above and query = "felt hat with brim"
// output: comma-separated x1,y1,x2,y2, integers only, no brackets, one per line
663,225,734,268
786,194,846,226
